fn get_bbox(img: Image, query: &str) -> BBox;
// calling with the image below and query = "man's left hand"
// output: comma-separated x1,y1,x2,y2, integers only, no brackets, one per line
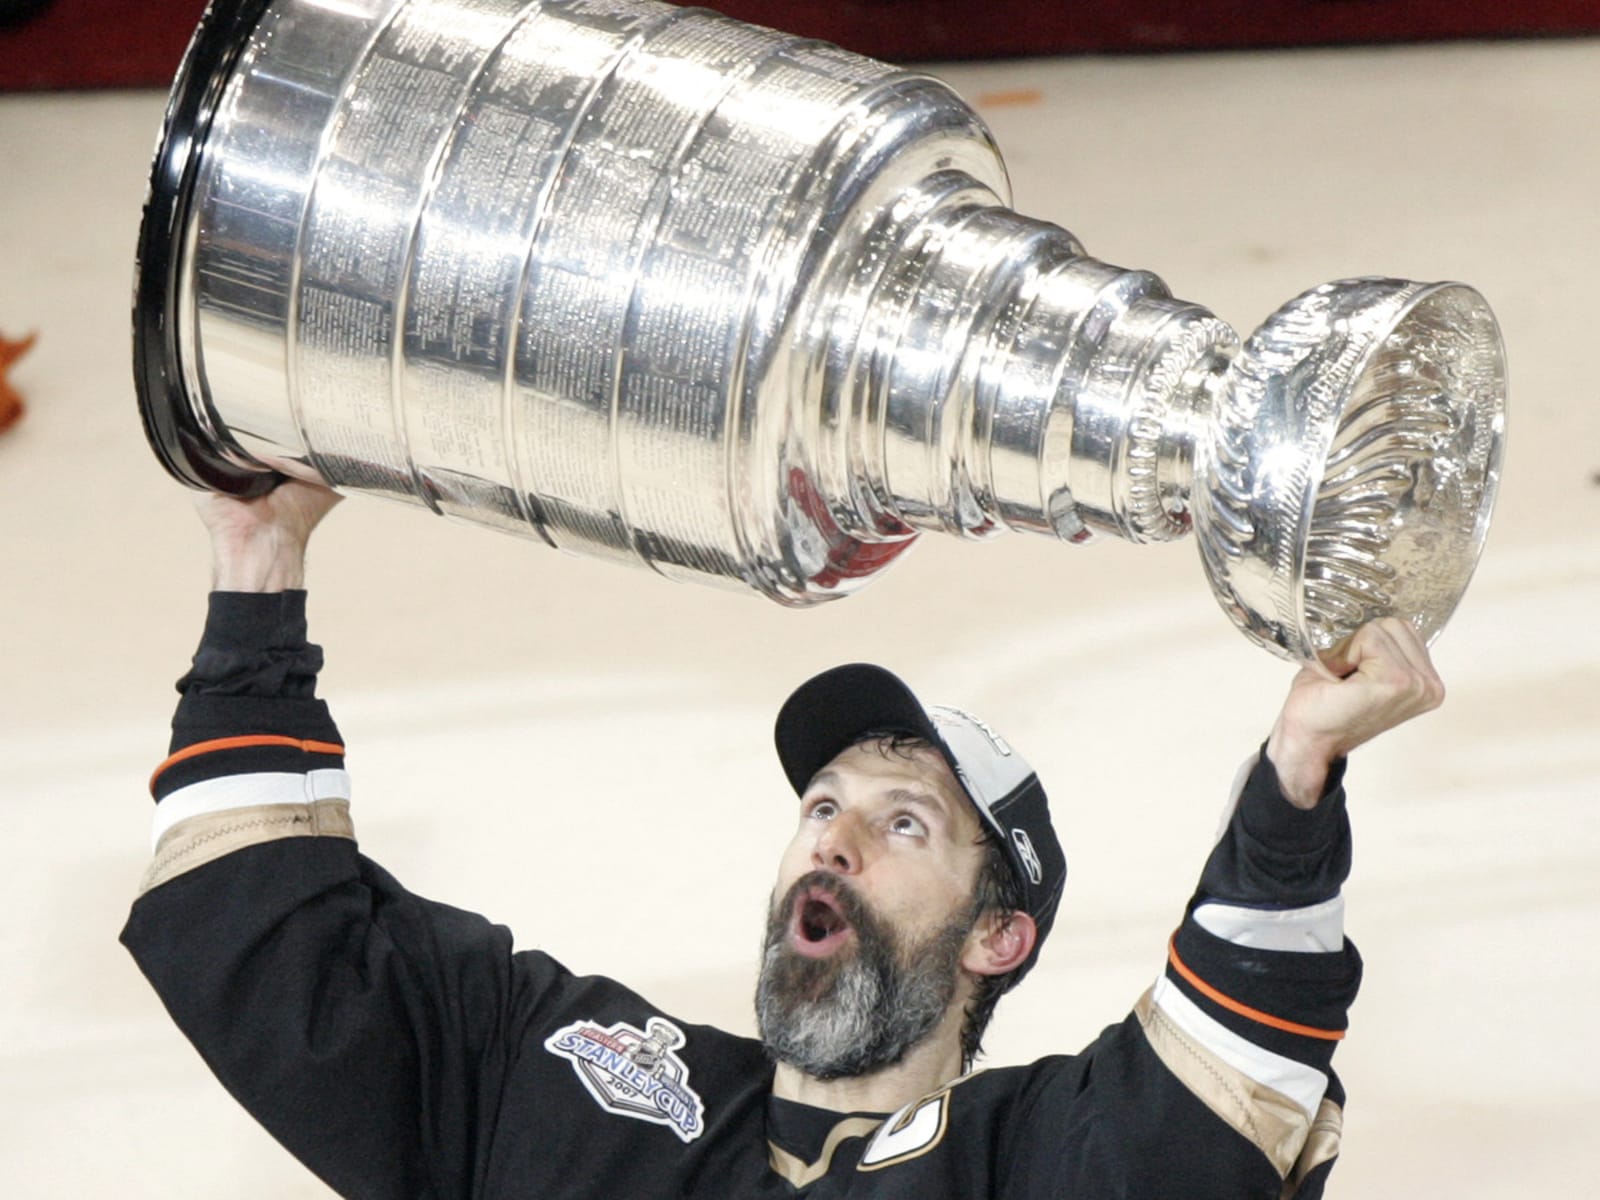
1265,618,1446,809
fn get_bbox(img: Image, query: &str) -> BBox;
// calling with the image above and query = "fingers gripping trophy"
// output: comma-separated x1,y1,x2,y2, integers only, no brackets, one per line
134,0,1507,670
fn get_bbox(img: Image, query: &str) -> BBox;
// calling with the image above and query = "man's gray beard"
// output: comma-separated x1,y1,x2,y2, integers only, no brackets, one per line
755,871,975,1081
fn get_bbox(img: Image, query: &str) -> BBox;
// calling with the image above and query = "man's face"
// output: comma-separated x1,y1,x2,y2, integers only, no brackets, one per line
756,739,989,1080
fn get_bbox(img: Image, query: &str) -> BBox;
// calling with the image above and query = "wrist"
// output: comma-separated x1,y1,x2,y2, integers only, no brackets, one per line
1264,721,1340,810
209,528,310,592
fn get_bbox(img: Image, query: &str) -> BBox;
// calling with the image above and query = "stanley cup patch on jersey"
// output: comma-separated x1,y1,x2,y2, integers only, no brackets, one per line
544,1017,707,1143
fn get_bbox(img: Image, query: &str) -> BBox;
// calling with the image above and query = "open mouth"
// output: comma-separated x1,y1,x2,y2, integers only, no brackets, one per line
790,887,854,958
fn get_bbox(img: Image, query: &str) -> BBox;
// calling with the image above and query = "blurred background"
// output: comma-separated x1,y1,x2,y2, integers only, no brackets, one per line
5,0,1600,85
2,2,1596,1197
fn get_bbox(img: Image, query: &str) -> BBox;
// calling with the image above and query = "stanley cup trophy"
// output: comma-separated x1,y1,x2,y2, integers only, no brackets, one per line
134,0,1507,670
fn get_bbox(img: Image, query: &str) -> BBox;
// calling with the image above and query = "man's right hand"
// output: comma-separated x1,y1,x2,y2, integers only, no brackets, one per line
194,479,342,593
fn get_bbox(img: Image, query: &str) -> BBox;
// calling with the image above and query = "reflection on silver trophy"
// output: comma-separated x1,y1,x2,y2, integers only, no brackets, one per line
135,0,1506,669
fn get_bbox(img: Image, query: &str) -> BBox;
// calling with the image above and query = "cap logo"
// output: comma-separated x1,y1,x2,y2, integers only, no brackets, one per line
1010,828,1044,886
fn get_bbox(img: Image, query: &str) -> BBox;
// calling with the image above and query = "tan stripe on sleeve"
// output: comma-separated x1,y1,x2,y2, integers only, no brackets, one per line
1134,987,1340,1180
1281,1099,1343,1200
138,799,354,896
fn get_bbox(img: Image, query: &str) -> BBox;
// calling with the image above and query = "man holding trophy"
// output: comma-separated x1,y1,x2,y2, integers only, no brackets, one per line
122,478,1443,1198
124,0,1500,1195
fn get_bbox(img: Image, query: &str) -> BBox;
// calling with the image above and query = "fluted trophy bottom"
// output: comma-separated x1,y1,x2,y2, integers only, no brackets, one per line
1197,280,1505,666
134,0,1506,669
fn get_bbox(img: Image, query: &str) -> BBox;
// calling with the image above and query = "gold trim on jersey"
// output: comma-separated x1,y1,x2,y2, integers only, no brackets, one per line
767,1117,882,1188
1135,987,1343,1183
1282,1099,1343,1199
139,799,355,896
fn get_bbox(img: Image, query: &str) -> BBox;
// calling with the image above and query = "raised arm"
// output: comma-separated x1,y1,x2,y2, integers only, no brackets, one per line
121,484,528,1200
1026,620,1446,1200
1142,619,1443,1197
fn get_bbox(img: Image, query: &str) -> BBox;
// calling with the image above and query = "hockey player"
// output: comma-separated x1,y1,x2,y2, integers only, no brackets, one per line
123,480,1445,1198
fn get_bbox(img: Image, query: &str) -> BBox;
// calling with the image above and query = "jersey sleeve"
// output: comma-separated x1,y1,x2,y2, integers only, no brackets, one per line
1002,750,1360,1200
119,592,541,1200
1133,749,1361,1199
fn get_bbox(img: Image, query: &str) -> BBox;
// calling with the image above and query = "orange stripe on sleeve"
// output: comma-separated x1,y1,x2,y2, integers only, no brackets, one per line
150,735,346,794
1167,935,1345,1042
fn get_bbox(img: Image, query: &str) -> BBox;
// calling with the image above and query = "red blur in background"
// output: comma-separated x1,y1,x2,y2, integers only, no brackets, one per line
2,0,1597,92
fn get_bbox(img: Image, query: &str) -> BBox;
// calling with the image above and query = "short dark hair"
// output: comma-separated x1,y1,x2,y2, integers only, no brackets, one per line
847,732,1026,1069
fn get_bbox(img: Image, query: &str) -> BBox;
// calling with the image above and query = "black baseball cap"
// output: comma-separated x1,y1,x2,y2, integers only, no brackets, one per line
773,663,1066,988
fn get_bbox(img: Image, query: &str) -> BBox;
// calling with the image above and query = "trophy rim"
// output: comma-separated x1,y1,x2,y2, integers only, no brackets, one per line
1197,277,1508,675
132,0,279,498
1294,280,1507,672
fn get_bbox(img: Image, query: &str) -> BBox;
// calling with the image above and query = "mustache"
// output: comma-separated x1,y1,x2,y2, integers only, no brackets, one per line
767,870,876,943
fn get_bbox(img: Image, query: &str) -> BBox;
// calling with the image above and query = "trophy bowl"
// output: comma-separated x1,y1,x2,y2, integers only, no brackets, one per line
1198,279,1506,670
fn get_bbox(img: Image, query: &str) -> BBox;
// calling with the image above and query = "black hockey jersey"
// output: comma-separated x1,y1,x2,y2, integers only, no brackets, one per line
122,592,1361,1199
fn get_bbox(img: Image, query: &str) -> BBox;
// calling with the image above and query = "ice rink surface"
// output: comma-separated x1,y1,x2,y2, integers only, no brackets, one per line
1,30,1596,1198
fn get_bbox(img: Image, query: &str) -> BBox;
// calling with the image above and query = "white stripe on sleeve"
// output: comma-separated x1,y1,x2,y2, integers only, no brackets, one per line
1194,895,1346,953
152,769,351,849
1151,975,1329,1120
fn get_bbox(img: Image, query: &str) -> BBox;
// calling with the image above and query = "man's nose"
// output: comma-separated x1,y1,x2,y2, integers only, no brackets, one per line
812,812,864,874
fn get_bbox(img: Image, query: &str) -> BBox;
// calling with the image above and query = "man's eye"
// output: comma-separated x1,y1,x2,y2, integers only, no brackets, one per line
890,813,927,837
807,800,838,820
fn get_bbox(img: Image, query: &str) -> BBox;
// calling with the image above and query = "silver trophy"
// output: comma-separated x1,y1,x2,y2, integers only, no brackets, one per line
134,0,1506,670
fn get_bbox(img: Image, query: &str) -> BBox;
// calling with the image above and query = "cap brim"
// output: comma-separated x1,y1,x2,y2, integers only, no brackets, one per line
774,663,952,795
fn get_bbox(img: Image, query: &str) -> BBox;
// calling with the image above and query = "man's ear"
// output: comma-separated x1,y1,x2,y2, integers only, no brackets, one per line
962,909,1037,978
